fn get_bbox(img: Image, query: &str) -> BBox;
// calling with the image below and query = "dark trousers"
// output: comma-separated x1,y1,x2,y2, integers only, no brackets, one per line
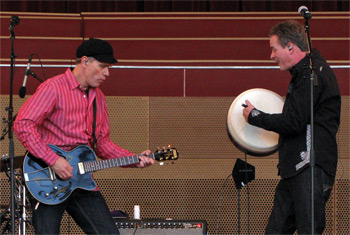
265,166,334,234
30,189,119,234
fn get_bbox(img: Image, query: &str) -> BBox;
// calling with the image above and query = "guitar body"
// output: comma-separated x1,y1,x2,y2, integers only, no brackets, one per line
23,144,178,205
23,144,97,205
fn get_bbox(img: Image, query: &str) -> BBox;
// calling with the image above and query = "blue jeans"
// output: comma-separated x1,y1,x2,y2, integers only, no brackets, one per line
30,189,119,234
265,166,334,234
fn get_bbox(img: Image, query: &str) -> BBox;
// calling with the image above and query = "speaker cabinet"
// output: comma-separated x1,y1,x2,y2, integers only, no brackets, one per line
114,219,207,235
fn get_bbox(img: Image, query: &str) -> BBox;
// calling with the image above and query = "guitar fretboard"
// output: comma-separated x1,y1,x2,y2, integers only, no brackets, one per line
82,153,155,173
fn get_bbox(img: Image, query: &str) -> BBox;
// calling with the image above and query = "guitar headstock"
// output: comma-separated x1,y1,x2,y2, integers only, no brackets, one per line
154,145,179,161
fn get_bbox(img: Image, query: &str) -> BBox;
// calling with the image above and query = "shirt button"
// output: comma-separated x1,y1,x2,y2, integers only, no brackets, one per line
83,95,86,98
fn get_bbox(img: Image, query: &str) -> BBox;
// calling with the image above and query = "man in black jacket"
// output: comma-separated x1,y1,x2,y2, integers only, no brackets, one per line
243,20,341,234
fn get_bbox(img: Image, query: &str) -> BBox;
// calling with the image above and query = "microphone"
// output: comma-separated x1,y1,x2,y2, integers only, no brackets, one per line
19,55,33,98
9,15,20,30
298,6,312,20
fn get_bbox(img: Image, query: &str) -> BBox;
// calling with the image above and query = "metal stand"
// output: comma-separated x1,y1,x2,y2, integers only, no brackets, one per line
18,182,27,234
0,167,30,235
7,15,20,235
1,16,42,235
0,15,31,235
232,157,255,235
303,14,317,235
237,188,242,235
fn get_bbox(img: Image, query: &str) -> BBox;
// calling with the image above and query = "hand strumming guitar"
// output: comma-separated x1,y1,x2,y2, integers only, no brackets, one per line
51,157,73,180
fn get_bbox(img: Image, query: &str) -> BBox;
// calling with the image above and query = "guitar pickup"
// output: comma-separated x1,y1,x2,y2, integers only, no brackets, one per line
78,162,85,174
24,173,29,182
48,167,56,181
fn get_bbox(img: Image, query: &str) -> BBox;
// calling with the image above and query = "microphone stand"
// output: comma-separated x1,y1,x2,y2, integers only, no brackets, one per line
303,15,316,235
8,16,19,235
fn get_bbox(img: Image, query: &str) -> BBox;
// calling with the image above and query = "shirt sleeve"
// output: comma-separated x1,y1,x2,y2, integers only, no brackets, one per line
13,83,60,166
248,71,321,135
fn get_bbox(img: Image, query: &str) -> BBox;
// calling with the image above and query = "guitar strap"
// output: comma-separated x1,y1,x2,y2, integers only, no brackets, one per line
92,98,97,150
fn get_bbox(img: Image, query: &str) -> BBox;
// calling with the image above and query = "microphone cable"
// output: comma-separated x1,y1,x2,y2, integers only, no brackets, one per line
215,173,232,235
30,53,47,81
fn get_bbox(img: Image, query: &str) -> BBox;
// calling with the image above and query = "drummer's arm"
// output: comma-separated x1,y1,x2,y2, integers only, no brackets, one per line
243,100,255,122
243,100,282,133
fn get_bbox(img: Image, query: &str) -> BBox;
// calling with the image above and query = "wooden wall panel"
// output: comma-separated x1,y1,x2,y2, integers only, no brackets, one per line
0,66,349,97
185,69,291,97
1,12,349,98
82,16,349,38
1,95,348,162
103,39,349,62
184,68,349,97
335,179,350,234
0,38,81,61
338,97,350,159
106,96,149,154
0,96,29,157
0,95,349,234
0,15,82,37
1,159,349,234
148,96,349,159
0,67,67,96
100,69,185,97
2,13,349,63
149,97,253,159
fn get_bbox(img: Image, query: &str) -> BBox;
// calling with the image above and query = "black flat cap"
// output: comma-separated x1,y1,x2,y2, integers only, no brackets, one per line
76,38,118,64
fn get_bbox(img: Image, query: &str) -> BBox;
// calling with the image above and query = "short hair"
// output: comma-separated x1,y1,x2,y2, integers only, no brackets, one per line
269,20,309,51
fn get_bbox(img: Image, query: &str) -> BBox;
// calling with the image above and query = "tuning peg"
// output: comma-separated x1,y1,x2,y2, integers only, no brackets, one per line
155,146,161,153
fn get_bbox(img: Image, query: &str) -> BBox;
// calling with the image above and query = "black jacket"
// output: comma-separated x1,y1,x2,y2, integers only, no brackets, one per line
248,50,341,178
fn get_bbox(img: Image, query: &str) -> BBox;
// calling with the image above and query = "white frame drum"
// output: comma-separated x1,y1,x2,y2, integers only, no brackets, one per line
227,88,285,156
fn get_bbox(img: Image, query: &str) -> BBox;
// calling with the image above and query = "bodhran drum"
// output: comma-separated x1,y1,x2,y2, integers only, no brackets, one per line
227,88,284,156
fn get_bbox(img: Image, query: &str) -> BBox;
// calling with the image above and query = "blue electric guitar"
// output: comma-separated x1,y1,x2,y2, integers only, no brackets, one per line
23,144,178,205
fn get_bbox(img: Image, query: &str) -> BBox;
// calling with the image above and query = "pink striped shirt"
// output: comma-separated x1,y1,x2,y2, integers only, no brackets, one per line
14,68,133,166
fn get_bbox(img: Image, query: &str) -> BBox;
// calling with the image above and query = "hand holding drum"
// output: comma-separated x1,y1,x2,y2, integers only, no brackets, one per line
227,88,284,156
242,100,255,122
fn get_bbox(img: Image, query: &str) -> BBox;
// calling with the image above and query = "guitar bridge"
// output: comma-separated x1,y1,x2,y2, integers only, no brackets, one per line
78,162,85,174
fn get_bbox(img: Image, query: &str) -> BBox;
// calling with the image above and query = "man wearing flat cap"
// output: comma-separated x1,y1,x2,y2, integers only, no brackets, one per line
14,38,154,234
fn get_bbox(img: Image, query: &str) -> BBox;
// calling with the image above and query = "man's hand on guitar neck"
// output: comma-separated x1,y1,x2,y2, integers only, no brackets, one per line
49,149,154,180
135,150,154,168
51,157,73,180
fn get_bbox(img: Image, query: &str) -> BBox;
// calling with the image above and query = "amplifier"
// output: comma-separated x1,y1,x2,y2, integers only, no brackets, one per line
114,218,207,235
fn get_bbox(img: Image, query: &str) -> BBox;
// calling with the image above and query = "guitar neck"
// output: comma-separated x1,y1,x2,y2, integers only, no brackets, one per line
81,153,155,173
